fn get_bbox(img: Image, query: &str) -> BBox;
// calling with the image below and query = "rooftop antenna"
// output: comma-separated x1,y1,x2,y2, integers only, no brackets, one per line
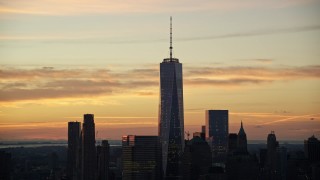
170,16,173,61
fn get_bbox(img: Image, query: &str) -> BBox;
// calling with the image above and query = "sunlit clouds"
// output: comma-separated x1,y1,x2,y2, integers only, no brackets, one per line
1,65,319,102
0,63,319,140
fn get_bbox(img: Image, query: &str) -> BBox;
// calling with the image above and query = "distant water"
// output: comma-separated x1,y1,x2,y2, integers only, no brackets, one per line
0,140,122,149
0,143,67,149
0,139,303,149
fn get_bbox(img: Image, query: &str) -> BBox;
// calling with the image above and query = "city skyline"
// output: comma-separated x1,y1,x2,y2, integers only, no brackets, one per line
1,0,320,141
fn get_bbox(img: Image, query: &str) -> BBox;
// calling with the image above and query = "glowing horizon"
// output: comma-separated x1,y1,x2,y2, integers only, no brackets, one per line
0,0,319,141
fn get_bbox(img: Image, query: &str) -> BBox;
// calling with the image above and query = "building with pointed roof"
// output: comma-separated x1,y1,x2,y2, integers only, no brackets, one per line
237,121,248,154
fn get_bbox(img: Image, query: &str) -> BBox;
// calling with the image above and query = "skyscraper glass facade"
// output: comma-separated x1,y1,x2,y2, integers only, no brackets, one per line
206,110,229,153
159,58,184,177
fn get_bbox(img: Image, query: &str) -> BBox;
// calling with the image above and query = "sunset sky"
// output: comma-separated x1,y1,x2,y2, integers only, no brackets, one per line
0,0,319,141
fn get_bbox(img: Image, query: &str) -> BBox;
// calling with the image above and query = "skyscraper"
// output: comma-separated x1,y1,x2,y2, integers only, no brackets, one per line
67,121,81,180
158,17,184,179
81,114,96,180
228,133,238,155
97,140,110,180
304,135,320,162
237,121,248,154
266,131,278,169
122,135,162,180
205,110,229,153
265,131,279,179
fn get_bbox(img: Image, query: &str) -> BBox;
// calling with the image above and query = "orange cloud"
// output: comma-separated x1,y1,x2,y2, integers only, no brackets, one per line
185,65,320,79
1,65,319,102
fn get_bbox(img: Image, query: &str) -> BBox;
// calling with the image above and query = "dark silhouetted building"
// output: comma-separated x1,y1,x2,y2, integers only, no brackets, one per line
206,110,229,154
193,132,205,141
201,125,206,139
0,151,11,180
201,125,205,134
182,136,212,180
226,122,258,180
228,133,238,155
97,140,110,180
304,135,320,162
159,17,184,179
276,146,287,180
81,114,96,180
226,154,259,180
260,131,288,180
67,121,81,180
109,146,123,180
259,148,267,169
237,121,248,154
266,131,278,172
122,135,162,180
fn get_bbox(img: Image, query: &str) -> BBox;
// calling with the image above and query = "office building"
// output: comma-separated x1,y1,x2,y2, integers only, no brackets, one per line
67,121,81,180
97,140,110,180
205,110,229,153
260,131,288,179
158,17,184,178
228,133,238,155
304,135,320,162
122,135,162,180
266,131,278,171
182,136,212,180
81,114,96,180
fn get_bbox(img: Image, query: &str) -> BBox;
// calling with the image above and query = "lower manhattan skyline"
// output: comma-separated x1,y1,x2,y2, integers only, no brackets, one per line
1,0,320,142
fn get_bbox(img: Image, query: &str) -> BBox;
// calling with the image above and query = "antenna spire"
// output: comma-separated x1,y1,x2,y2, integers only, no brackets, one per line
170,16,173,61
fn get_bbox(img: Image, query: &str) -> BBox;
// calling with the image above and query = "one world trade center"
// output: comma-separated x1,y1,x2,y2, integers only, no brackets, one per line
158,17,184,179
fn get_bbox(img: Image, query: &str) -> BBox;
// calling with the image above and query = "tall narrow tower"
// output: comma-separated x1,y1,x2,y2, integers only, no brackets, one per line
81,114,96,180
67,121,81,180
159,17,184,179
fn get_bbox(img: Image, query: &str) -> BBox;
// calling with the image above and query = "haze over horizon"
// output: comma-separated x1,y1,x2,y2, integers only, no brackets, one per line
0,0,319,141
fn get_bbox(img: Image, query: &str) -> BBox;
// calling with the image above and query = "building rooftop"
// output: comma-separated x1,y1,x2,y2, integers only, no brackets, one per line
163,58,179,63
